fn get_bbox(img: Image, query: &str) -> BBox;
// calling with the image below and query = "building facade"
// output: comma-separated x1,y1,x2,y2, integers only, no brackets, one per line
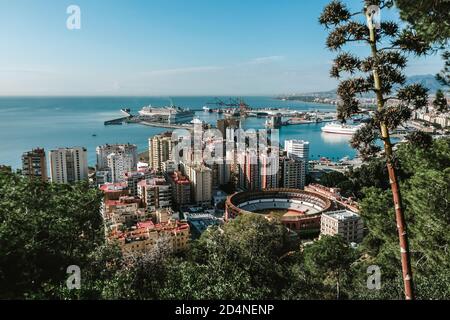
285,140,310,160
21,148,48,182
280,155,306,189
107,152,135,183
285,139,310,176
96,144,138,171
126,170,153,197
49,147,88,183
112,220,190,254
168,171,191,207
149,132,173,171
183,163,213,206
138,177,172,211
321,210,364,243
217,118,240,138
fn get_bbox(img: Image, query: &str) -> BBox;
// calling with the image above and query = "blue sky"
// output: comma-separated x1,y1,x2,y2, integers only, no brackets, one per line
0,0,444,96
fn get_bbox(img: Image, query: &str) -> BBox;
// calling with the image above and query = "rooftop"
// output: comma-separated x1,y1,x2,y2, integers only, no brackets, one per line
100,182,128,192
324,210,360,221
170,171,190,184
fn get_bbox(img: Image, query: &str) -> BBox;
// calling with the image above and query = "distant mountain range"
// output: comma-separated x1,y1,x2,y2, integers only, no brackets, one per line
280,75,445,101
403,74,444,93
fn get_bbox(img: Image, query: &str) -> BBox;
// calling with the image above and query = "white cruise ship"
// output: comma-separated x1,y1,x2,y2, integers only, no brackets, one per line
138,105,195,124
321,122,363,135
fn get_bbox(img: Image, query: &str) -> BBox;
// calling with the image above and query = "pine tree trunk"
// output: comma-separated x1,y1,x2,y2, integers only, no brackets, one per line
367,18,415,300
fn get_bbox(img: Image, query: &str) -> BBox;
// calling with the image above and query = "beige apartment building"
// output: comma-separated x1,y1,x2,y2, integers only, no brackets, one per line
149,132,173,171
320,210,364,243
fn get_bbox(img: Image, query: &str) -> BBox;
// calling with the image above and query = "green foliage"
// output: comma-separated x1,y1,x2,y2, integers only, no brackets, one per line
433,89,449,113
395,0,450,46
0,172,104,299
318,159,392,199
355,138,450,299
165,214,291,299
303,236,356,299
395,1,450,86
436,51,450,86
405,131,433,150
318,171,348,188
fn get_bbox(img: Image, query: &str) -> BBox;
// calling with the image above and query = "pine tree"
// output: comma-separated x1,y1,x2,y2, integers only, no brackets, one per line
395,0,450,46
433,89,449,113
436,51,450,87
394,1,450,86
319,0,432,300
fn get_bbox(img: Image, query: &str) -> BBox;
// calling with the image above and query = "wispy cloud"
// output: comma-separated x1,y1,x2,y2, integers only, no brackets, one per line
248,55,285,65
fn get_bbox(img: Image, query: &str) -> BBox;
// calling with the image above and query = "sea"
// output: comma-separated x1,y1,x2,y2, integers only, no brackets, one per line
0,96,358,169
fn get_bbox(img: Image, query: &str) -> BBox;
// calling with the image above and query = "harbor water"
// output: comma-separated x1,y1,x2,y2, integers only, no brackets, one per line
0,96,358,169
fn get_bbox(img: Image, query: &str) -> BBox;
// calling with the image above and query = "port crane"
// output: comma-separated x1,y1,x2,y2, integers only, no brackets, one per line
205,97,250,117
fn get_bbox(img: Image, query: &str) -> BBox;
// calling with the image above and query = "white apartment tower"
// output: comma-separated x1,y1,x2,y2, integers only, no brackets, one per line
107,152,134,183
183,163,213,206
49,147,88,183
285,140,310,160
96,144,138,171
285,139,310,174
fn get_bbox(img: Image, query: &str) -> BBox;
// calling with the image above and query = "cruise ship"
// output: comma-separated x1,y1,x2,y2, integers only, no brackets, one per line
321,122,363,135
138,105,195,124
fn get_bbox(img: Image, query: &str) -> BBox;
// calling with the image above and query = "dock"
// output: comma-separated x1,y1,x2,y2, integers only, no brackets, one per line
140,121,194,130
104,117,130,125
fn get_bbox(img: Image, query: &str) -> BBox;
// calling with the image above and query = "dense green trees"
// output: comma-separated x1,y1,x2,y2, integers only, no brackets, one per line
317,159,391,199
303,236,356,299
434,90,449,113
356,137,450,299
0,173,104,299
395,0,450,46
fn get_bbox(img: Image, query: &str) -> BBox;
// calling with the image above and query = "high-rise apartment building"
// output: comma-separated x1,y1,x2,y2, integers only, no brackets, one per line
95,144,137,183
280,155,306,189
168,171,191,207
285,140,310,160
107,152,134,183
285,139,310,174
183,163,213,206
244,149,260,191
49,147,88,183
149,132,173,171
21,148,48,181
260,152,279,189
162,159,178,174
